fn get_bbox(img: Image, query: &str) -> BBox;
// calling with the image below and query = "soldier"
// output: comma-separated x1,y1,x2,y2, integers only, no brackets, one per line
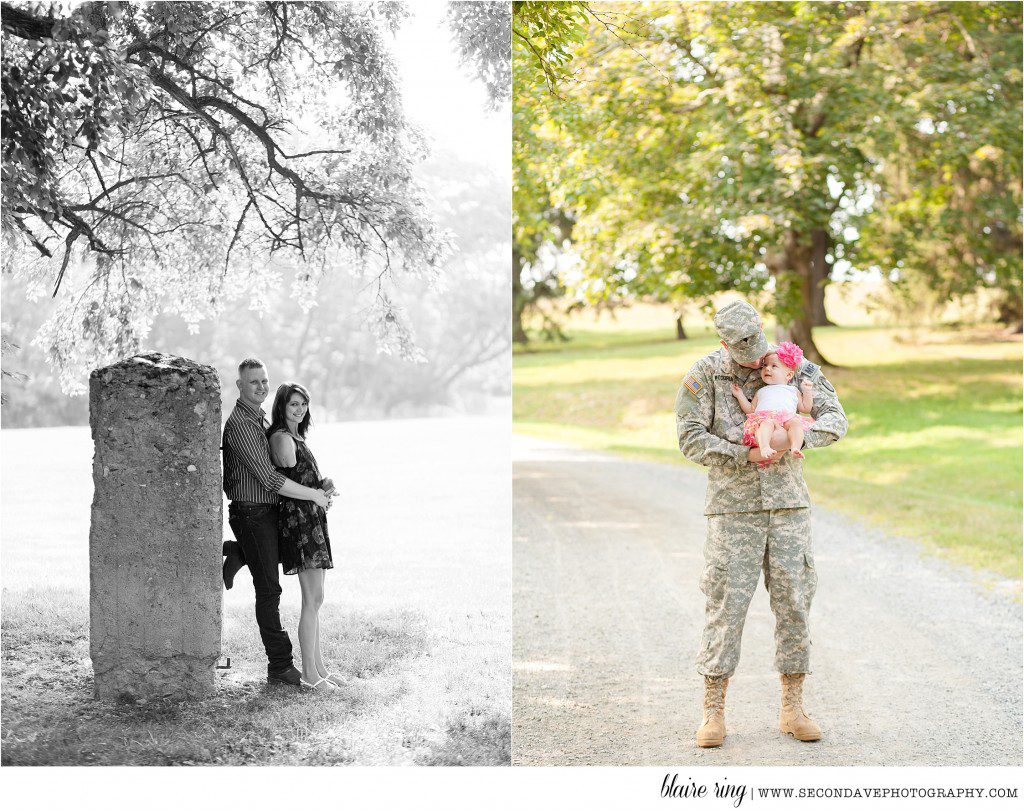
674,300,848,748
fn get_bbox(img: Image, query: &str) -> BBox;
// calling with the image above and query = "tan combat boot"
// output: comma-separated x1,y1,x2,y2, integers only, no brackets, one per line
696,676,728,748
779,673,821,741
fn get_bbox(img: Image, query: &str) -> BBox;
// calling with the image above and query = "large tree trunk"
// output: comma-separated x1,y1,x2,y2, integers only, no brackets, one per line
810,228,836,327
995,289,1023,334
512,246,528,345
674,312,687,340
292,307,316,381
771,231,831,366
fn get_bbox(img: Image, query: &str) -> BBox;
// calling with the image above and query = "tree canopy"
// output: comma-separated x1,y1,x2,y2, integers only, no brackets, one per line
448,0,512,111
513,1,1023,359
2,0,452,391
1,143,510,427
511,1,589,342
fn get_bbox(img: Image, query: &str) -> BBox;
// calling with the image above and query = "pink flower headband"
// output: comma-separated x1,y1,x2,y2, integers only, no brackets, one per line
775,341,804,369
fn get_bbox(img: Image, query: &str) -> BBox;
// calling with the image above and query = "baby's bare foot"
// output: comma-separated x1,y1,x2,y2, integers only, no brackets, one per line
792,448,805,459
760,446,776,459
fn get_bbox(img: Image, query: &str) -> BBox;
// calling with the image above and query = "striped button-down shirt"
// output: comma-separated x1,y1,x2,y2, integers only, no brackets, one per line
222,399,286,504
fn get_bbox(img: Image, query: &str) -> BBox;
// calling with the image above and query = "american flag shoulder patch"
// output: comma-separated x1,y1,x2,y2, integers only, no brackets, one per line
683,375,702,396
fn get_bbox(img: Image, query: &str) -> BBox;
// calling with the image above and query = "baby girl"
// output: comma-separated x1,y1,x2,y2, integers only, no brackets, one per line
731,341,815,459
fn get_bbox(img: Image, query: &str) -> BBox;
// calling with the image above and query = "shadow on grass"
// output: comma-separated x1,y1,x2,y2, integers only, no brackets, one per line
514,328,723,365
1,588,443,765
413,709,511,766
517,356,1020,440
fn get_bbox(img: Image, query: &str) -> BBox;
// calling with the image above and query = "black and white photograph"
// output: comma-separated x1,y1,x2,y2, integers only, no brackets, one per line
1,0,511,767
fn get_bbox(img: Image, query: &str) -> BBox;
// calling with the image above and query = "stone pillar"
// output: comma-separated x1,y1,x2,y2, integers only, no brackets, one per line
89,353,222,700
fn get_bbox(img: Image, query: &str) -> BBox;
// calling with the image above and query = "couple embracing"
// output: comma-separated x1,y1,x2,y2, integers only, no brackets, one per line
221,358,342,690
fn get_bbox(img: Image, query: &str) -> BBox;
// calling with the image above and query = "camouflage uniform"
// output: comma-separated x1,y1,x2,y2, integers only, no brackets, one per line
675,302,848,677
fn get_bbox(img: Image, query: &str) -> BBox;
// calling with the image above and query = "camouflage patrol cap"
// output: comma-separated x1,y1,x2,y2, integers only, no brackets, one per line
713,300,770,365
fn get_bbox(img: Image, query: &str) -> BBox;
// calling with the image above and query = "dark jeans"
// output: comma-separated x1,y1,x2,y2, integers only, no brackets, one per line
228,502,293,674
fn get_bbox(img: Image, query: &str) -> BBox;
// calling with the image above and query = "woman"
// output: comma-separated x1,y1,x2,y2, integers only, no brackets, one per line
267,382,343,690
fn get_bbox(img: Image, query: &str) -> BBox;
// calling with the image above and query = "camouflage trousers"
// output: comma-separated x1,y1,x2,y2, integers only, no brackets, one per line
696,508,817,678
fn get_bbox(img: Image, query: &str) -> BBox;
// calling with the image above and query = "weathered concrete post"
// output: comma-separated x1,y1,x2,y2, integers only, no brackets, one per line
89,353,222,700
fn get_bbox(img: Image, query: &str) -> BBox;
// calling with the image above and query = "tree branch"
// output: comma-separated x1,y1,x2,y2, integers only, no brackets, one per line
0,2,56,40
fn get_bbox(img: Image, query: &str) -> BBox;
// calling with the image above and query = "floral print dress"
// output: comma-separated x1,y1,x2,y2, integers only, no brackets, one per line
273,431,333,575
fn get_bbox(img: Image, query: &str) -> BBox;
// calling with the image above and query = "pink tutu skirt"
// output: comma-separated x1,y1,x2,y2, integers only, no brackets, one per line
742,410,815,447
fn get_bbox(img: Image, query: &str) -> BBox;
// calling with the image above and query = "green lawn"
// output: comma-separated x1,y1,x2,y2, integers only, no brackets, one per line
514,322,1023,580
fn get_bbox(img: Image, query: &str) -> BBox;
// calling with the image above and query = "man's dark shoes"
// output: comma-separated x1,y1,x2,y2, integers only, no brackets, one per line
222,540,246,590
267,665,302,687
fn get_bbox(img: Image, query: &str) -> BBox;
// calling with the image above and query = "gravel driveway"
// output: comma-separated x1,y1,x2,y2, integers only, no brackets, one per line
512,434,1022,766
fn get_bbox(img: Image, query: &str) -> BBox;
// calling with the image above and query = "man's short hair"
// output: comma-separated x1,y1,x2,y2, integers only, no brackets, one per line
237,358,266,377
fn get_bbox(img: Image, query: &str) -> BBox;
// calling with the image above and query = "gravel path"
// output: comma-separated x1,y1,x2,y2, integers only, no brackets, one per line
512,434,1022,766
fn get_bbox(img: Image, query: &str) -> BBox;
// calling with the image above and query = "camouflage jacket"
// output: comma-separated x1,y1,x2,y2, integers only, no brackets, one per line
675,347,848,515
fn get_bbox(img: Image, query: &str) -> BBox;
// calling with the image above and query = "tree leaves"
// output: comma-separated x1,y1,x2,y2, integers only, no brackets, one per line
513,0,1022,335
2,1,454,390
447,1,511,111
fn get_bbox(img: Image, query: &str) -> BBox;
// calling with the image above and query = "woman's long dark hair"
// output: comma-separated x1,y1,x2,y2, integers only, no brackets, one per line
267,382,313,439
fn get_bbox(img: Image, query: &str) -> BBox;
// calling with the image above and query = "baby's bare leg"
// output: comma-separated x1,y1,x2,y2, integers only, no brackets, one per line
784,418,805,459
769,427,791,451
756,420,778,458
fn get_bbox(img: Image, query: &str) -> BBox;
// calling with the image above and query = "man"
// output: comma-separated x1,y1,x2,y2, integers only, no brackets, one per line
674,300,847,747
221,358,335,686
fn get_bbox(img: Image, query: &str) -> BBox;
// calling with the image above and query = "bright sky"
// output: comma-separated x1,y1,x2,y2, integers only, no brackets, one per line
393,1,510,181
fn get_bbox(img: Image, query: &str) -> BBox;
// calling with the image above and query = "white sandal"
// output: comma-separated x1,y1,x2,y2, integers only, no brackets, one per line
322,672,347,687
300,676,328,690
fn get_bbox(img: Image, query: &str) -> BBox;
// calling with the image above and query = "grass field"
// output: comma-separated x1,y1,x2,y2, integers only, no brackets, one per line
1,417,511,766
514,314,1022,581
